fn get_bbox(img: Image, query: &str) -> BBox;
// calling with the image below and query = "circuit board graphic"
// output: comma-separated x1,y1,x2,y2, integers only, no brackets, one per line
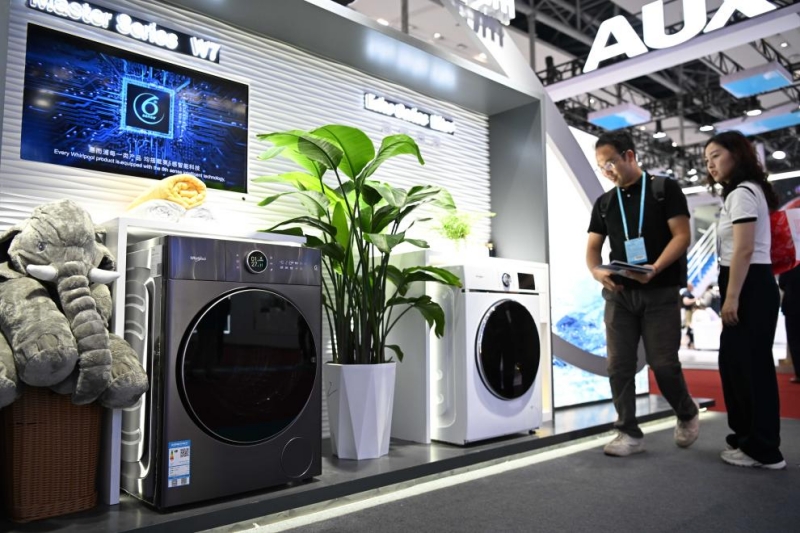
21,24,249,193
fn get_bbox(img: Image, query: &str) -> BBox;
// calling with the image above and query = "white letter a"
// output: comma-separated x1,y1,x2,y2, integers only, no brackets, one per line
704,0,777,33
583,16,648,74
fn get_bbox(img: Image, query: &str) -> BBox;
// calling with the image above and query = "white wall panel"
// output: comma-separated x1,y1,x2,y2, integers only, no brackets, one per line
0,0,491,438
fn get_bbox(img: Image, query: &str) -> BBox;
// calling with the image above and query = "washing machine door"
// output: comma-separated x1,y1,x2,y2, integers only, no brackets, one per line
476,299,540,400
179,288,317,445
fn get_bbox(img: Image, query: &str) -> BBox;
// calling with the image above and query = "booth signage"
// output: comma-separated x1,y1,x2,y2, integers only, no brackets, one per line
27,0,222,63
583,0,777,73
363,93,456,135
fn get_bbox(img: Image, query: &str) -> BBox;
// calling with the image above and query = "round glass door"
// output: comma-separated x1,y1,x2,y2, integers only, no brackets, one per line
179,288,317,444
476,300,540,400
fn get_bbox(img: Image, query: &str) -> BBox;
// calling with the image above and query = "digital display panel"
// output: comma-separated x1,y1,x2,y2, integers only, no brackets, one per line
245,250,268,274
21,24,249,193
518,273,536,291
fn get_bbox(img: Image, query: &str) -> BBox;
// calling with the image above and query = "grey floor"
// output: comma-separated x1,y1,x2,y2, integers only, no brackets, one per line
277,412,800,533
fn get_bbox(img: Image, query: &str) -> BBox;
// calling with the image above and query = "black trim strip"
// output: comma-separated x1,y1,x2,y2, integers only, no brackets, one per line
733,217,757,224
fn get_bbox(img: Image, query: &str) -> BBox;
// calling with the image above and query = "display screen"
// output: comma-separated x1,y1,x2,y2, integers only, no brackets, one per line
518,273,536,291
20,24,249,193
245,250,268,274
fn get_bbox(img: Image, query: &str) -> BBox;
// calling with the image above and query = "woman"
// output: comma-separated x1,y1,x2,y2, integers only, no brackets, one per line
705,131,784,469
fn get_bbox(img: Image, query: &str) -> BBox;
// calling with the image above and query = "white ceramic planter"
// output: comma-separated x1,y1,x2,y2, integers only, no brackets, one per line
324,362,397,460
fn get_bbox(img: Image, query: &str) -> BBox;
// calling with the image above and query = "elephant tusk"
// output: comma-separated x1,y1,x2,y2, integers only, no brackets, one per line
89,268,120,284
27,264,58,281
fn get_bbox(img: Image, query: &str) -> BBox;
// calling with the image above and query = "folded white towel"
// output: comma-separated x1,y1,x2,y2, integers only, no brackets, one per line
125,199,186,222
182,205,216,222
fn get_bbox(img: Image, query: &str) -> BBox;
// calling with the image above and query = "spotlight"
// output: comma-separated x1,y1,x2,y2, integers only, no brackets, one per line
699,124,714,132
377,18,390,26
688,168,698,176
773,150,787,160
433,32,443,40
780,42,789,48
746,97,762,117
653,120,666,139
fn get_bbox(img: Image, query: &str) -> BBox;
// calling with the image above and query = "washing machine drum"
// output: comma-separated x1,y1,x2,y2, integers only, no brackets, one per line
476,300,540,400
178,288,317,445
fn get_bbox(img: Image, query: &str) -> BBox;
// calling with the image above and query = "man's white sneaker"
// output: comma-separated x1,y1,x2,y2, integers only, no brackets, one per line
674,401,700,448
603,432,645,457
720,449,786,470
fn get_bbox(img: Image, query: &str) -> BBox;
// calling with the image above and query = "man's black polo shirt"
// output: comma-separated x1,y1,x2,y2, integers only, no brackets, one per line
588,173,690,289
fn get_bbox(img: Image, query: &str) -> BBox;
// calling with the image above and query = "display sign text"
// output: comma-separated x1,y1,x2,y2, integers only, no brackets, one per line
364,93,456,135
28,0,222,63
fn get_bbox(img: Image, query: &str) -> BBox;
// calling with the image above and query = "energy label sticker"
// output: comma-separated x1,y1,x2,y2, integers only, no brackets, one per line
167,440,191,488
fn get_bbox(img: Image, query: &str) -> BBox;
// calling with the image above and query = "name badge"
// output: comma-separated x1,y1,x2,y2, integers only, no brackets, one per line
625,237,648,265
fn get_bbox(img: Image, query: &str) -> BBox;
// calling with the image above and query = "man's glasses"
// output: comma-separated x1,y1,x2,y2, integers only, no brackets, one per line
597,152,628,174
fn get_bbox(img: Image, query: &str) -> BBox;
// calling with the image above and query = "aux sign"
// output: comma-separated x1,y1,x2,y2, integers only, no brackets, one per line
583,0,777,73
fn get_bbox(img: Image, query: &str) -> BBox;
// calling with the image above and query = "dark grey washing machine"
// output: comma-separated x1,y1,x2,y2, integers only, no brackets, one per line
121,236,321,509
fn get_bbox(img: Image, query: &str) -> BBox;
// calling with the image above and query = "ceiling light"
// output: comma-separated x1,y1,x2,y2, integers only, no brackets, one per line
653,119,666,139
589,97,596,104
688,168,698,176
689,175,699,182
433,32,443,40
667,169,674,175
639,126,647,131
699,124,714,132
746,97,762,117
772,150,787,160
672,142,678,147
682,185,708,195
377,18,390,26
475,52,487,62
780,42,789,48
769,170,800,182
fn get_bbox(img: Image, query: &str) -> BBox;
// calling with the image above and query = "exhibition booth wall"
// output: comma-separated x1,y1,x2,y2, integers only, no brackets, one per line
0,0,566,520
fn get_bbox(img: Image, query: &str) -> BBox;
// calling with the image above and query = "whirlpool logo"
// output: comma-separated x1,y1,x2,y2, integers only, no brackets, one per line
122,81,174,138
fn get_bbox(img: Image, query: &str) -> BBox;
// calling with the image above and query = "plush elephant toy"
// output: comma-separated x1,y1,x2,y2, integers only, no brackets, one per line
0,199,148,409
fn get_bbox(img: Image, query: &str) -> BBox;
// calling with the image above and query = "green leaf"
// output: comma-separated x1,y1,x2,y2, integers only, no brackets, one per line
254,172,340,203
364,181,408,207
265,216,338,239
331,201,351,250
257,227,305,237
370,205,400,233
304,236,346,262
298,134,344,170
360,134,424,181
404,238,429,249
257,192,294,207
312,125,375,179
257,146,284,161
294,191,330,218
414,266,463,287
385,344,404,363
364,232,404,254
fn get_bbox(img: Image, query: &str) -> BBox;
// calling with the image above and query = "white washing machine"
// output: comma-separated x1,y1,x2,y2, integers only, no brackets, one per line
431,259,548,445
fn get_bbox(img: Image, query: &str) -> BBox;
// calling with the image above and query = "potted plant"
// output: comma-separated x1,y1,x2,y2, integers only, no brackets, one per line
434,210,494,258
255,124,462,459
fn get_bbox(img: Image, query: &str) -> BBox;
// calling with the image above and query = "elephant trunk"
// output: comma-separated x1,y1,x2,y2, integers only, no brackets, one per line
57,261,112,405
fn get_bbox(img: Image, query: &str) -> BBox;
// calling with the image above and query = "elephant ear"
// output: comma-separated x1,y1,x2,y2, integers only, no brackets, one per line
0,223,26,278
94,229,116,271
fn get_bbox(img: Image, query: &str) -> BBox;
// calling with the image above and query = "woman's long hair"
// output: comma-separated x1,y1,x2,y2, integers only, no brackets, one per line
704,130,779,210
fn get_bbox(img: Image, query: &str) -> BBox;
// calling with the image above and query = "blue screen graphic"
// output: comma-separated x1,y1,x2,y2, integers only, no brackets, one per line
21,24,249,193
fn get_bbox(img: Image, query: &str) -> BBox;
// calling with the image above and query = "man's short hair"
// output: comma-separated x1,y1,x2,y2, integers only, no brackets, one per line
596,130,637,157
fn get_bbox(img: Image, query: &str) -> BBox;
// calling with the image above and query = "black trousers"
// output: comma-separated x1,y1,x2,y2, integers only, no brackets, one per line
718,264,783,464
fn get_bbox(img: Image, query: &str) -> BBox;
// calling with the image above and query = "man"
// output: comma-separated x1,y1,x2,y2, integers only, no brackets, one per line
586,130,699,457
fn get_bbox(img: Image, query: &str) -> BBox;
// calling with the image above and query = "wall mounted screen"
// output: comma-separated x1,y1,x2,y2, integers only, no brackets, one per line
20,24,249,193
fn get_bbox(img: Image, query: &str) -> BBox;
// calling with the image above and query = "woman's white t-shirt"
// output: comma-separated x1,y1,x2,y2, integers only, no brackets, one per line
717,181,771,266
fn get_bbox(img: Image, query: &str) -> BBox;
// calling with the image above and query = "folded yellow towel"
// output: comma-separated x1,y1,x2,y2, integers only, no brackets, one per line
127,174,207,211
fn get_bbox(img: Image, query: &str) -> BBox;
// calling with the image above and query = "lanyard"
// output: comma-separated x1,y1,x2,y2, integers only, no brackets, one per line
616,172,646,241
